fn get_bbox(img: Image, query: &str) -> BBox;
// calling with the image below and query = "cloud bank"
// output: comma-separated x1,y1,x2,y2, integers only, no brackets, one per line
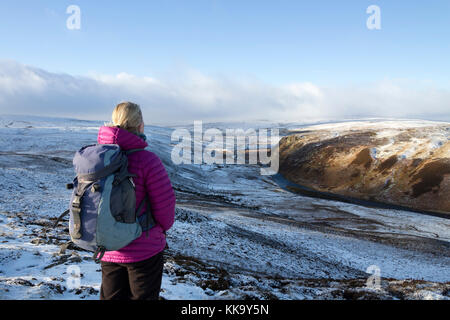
0,60,449,124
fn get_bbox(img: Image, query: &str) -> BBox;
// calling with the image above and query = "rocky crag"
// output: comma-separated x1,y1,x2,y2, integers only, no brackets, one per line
279,121,450,215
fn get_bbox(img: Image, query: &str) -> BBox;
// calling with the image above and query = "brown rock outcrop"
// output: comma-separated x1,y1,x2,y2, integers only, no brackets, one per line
279,121,450,215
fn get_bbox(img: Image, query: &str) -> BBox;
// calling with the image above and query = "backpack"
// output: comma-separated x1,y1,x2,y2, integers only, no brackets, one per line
54,144,156,263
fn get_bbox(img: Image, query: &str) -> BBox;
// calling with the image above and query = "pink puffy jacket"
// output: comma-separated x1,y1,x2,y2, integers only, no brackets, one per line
97,126,176,263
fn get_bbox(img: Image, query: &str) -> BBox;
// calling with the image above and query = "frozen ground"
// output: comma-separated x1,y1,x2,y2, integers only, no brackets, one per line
0,115,448,300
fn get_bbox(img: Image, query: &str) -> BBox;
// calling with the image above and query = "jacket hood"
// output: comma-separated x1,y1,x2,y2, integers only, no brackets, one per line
97,126,148,150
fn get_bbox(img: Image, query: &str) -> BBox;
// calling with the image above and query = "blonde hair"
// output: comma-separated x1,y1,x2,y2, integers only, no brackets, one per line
108,102,143,135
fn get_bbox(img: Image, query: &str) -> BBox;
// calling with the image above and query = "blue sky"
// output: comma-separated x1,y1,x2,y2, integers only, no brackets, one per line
0,1,449,123
1,0,449,85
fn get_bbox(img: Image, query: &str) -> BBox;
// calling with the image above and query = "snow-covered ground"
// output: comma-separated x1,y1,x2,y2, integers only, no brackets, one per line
0,115,448,300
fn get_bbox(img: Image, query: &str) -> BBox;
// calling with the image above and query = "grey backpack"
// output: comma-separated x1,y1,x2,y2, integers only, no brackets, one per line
54,144,155,262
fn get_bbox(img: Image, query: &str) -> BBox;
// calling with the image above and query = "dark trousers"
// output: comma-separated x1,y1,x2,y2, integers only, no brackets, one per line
100,251,164,300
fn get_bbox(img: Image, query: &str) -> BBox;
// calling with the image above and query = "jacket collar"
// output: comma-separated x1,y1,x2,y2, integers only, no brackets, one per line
97,126,148,151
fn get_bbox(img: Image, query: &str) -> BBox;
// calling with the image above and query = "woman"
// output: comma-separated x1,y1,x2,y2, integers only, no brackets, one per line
97,102,176,300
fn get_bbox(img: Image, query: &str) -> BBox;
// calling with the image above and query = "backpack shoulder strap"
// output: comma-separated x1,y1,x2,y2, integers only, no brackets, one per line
125,148,146,156
124,148,156,234
111,148,145,186
136,196,156,234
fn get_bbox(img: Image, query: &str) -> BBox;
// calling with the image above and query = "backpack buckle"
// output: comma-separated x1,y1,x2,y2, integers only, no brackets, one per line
72,195,81,207
71,200,81,214
91,184,101,193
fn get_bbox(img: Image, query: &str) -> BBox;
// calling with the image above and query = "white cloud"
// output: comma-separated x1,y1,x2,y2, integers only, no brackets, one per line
0,60,449,124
